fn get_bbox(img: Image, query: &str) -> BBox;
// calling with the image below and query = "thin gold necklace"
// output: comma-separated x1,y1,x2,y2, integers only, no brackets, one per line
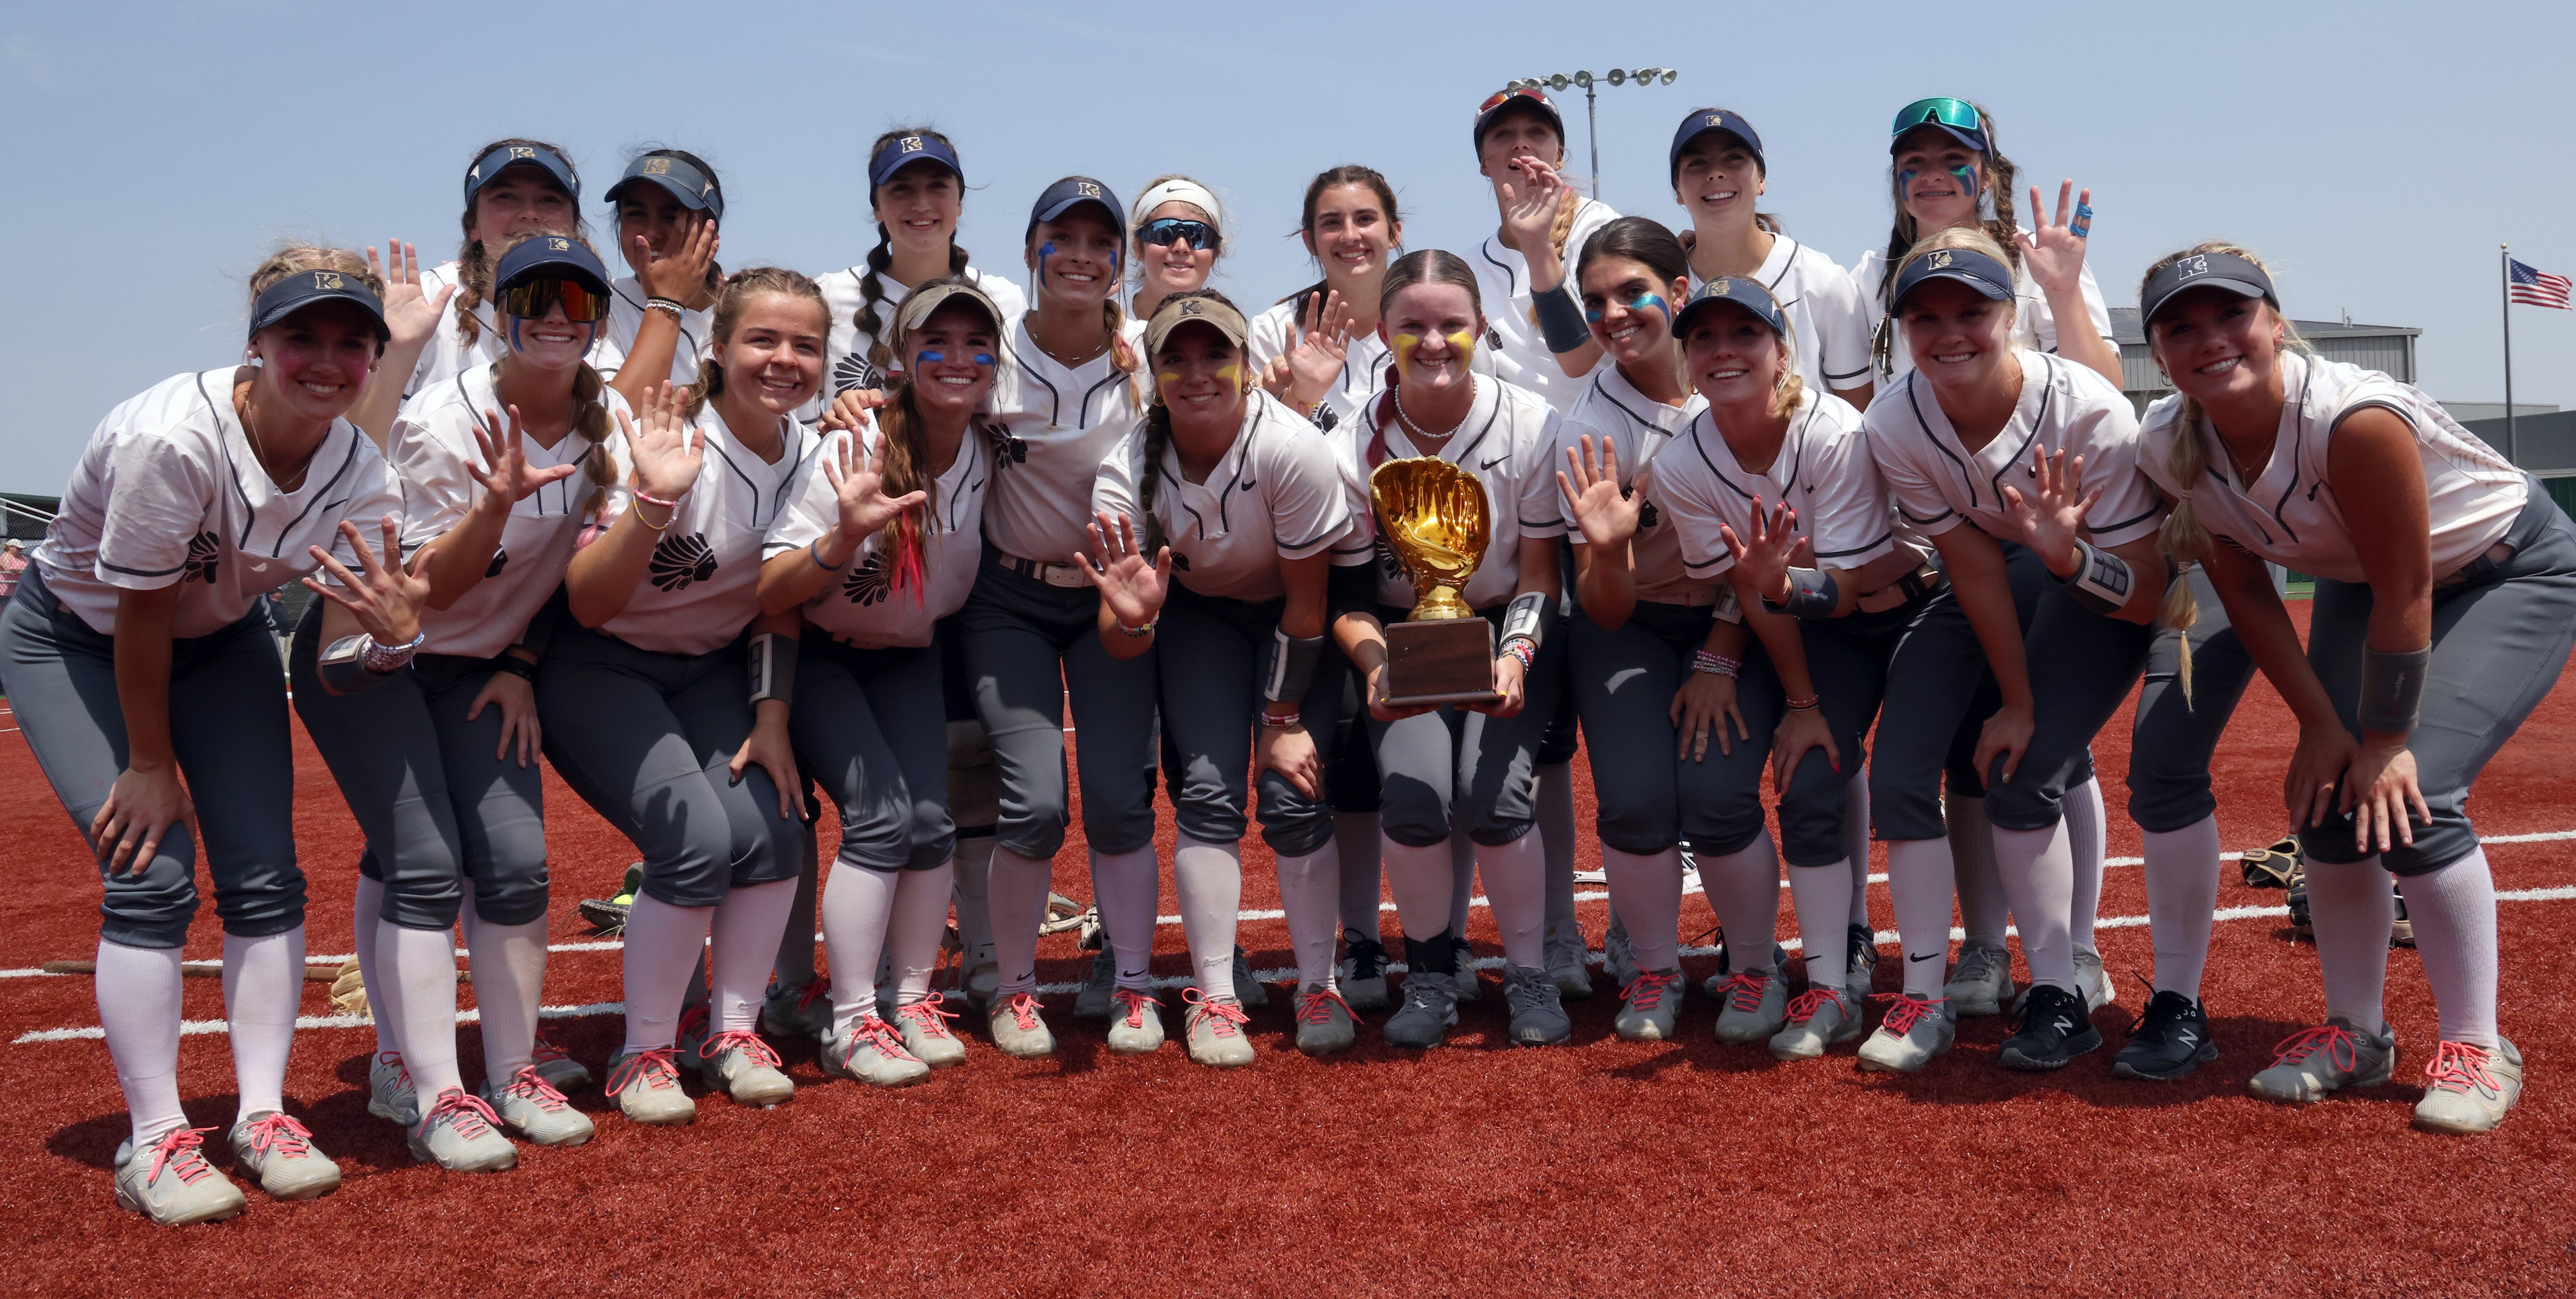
235,382,311,492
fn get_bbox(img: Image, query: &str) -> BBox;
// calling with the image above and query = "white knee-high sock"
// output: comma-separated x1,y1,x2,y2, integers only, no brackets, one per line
1884,838,1958,998
1538,763,1576,930
1445,828,1475,938
2141,813,2222,1001
771,824,822,989
1380,834,1454,941
819,863,899,1035
2395,849,2501,1049
462,902,547,1089
888,860,957,1008
1174,838,1242,1000
987,845,1053,997
223,928,304,1122
951,836,996,970
1948,795,2008,946
1787,860,1854,992
621,894,713,1054
1093,846,1162,992
97,939,187,1149
372,921,459,1103
2065,775,2106,951
1991,821,2079,994
1843,771,1874,929
1333,811,1384,939
1275,840,1342,991
1703,832,1781,974
708,878,798,1035
1600,847,1683,973
2304,857,2393,1031
1477,833,1547,969
353,872,393,1056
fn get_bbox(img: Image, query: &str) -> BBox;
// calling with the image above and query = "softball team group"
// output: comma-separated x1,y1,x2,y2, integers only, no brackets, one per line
10,90,2570,1228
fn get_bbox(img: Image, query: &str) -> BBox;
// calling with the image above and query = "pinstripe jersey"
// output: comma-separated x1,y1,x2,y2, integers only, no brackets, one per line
1327,374,1564,611
1537,363,1708,602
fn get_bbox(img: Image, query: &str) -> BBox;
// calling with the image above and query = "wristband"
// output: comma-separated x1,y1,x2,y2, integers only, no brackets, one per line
808,538,847,571
1499,590,1552,654
318,633,418,696
1782,693,1820,710
1500,639,1537,673
1261,628,1326,704
646,297,688,318
2357,646,2431,735
487,652,538,683
1712,586,1744,625
1533,283,1591,354
1692,650,1740,679
1764,568,1840,620
363,630,427,674
747,632,798,706
2051,538,2135,616
1114,614,1159,638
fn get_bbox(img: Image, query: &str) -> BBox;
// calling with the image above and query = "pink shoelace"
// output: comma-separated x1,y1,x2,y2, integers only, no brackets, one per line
1871,993,1949,1035
1111,988,1155,1030
529,1038,574,1069
845,1014,923,1065
418,1089,504,1141
897,998,960,1042
1182,988,1248,1038
1295,986,1355,1026
144,1127,220,1186
700,1029,784,1070
1783,987,1846,1026
237,1112,314,1159
1710,969,1771,1013
606,1047,682,1095
2422,1040,2501,1096
2268,1023,2367,1074
790,977,832,1015
997,993,1044,1031
1620,970,1681,1013
498,1066,573,1111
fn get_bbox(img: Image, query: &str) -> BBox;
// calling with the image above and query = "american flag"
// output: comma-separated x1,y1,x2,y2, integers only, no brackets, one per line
2510,257,2572,309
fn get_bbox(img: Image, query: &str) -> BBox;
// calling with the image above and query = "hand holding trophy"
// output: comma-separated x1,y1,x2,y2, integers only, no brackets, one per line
1371,457,1502,706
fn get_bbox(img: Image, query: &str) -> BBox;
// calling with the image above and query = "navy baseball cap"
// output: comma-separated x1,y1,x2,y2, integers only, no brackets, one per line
870,132,964,190
605,153,724,223
494,234,612,297
1669,109,1766,182
2141,251,2276,328
248,268,389,341
1673,275,1788,339
464,142,578,205
1890,246,2016,312
1025,176,1125,238
1473,86,1564,151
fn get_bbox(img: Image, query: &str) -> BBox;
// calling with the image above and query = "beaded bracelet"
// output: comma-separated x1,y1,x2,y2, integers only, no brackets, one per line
1691,650,1740,678
1114,614,1159,638
1500,639,1537,673
646,297,688,318
1783,694,1821,711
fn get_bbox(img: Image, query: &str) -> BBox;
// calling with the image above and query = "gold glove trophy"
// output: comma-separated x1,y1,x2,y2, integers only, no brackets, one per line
1370,457,1502,706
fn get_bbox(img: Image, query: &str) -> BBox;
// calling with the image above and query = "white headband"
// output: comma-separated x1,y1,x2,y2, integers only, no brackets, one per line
1133,178,1223,230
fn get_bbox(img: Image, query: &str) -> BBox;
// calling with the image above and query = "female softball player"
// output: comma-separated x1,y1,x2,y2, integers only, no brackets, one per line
1,248,416,1222
1856,229,2166,1071
819,129,1030,405
965,176,1160,1058
2132,244,2571,1132
759,279,1003,1086
1326,249,1569,1049
1086,290,1358,1061
540,267,821,1124
302,234,625,1169
1129,176,1225,323
593,147,723,405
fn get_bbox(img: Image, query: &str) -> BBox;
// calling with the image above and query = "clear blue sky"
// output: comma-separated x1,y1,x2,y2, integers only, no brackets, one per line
5,1,2570,493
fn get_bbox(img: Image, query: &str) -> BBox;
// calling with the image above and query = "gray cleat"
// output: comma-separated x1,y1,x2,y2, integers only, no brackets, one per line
2413,1038,2525,1134
1612,968,1684,1042
697,1031,796,1108
1338,933,1393,1012
1944,939,2016,1017
1710,966,1789,1045
894,997,969,1067
228,1112,342,1199
1857,993,1958,1074
367,1049,419,1127
1544,918,1594,1001
1382,971,1461,1049
1293,984,1358,1056
1502,964,1573,1046
1770,986,1865,1060
1230,946,1269,1009
115,1127,246,1226
2249,1018,2397,1105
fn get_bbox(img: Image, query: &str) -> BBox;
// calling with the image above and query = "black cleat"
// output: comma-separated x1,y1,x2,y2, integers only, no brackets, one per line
2112,988,2218,1080
2000,984,2103,1071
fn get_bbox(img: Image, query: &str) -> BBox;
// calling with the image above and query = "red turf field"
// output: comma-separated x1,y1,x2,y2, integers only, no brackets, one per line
2,602,2573,1296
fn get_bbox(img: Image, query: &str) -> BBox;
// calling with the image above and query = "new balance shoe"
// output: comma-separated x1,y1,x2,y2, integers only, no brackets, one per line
408,1089,518,1173
1602,916,1640,988
2112,989,2218,1082
1999,984,2103,1071
1944,939,2016,1017
2074,946,2114,1011
1502,964,1573,1046
1383,971,1461,1049
1450,937,1481,1003
227,1112,341,1199
1230,946,1268,1009
2413,1039,2524,1134
1845,923,1879,1004
1770,986,1864,1060
987,992,1056,1058
1544,917,1594,1001
1858,993,1956,1074
1106,988,1167,1054
529,1036,591,1093
114,1127,245,1226
603,1047,696,1125
1293,984,1358,1056
821,1015,931,1088
482,1067,594,1145
1074,948,1117,1021
762,977,834,1044
1338,933,1392,1012
1182,988,1256,1068
367,1049,419,1127
2248,1018,2397,1104
1612,968,1683,1042
1710,967,1788,1045
894,997,968,1067
698,1029,795,1107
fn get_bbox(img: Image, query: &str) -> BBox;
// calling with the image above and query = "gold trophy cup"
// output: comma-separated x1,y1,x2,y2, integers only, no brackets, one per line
1370,457,1502,706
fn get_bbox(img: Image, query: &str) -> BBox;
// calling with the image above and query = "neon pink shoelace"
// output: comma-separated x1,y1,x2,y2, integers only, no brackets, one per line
419,1089,504,1140
500,1066,572,1110
998,993,1043,1031
1783,987,1844,1026
2268,1023,2366,1074
145,1127,219,1185
606,1047,682,1094
1111,989,1155,1030
700,1029,784,1069
1183,988,1248,1038
237,1112,313,1159
1620,970,1680,1013
1871,993,1948,1035
848,1015,922,1063
2423,1040,2501,1095
897,998,960,1040
1296,987,1353,1026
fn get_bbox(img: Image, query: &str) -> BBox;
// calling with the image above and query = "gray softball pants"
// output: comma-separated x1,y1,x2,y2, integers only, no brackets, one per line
1367,603,1562,848
1155,583,1335,856
795,634,953,872
2128,566,2260,834
1,566,304,948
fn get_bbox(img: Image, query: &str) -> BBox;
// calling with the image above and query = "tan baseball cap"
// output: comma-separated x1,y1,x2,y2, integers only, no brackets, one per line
1143,293,1249,355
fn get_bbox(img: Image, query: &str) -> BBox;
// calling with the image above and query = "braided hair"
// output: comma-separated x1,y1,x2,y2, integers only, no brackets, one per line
1870,104,2021,376
855,127,971,386
1133,288,1252,555
487,232,619,516
453,137,582,350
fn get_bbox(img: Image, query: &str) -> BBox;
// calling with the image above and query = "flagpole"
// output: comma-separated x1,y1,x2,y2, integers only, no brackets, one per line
2503,243,2518,466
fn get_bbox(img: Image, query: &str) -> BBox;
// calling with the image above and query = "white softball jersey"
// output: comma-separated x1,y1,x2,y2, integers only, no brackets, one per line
1865,350,2164,550
587,275,714,390
389,361,625,659
1540,365,1708,602
1651,389,1901,584
766,418,992,649
1090,389,1353,604
1854,250,2116,385
1688,235,1874,396
1330,375,1564,611
403,261,504,402
983,313,1150,564
35,369,403,638
591,404,819,656
1246,296,1396,431
1471,196,1621,413
816,264,1030,401
2136,352,2525,584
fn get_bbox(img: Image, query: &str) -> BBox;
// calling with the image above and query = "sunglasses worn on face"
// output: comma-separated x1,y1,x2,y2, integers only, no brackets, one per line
1140,219,1219,252
500,277,610,324
1890,97,1982,138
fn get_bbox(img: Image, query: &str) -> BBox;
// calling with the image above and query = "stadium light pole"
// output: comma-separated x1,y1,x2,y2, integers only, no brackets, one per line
1506,68,1680,196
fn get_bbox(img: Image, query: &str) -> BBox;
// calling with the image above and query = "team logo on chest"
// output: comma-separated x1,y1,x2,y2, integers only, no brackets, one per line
181,531,220,584
648,531,718,591
832,354,883,400
982,419,1028,468
841,552,893,606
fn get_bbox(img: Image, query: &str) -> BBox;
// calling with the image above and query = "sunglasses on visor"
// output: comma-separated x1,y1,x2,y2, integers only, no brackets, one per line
1139,219,1220,252
499,277,611,324
1889,97,1983,138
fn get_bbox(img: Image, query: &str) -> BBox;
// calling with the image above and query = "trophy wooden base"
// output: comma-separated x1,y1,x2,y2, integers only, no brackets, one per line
1382,618,1501,707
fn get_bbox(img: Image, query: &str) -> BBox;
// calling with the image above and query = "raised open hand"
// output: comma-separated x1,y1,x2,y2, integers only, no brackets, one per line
1282,290,1353,409
823,430,926,544
1717,496,1810,607
1497,158,1567,257
468,405,581,508
367,239,455,354
1556,435,1643,549
1997,446,2100,576
2017,180,2094,300
614,383,703,504
634,212,720,303
1081,510,1170,630
304,515,434,647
